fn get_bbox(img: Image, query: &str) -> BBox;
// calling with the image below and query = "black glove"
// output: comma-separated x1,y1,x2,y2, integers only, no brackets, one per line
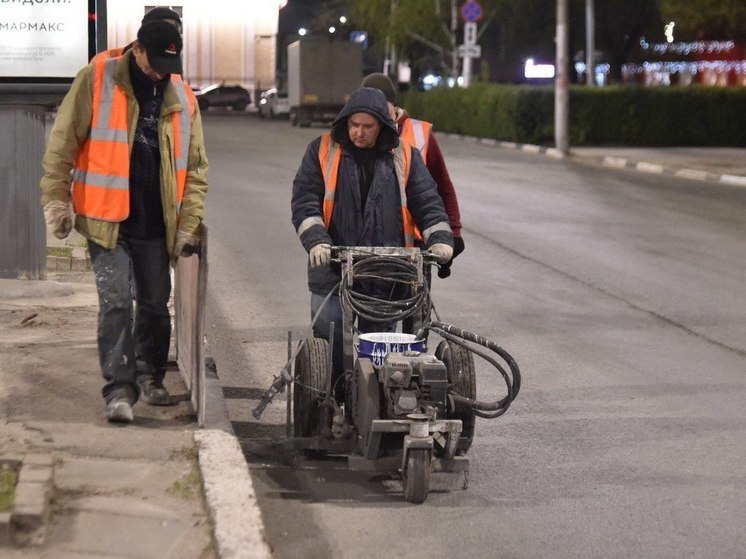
437,236,465,279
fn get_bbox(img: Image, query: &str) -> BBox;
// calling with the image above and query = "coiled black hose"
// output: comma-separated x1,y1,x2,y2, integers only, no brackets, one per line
427,321,521,419
338,254,430,328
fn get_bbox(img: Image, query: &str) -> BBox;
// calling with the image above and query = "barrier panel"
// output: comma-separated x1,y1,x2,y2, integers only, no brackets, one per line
174,223,208,426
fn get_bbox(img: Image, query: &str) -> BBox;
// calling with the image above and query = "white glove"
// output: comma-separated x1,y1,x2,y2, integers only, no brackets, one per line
173,229,200,260
428,243,453,264
309,243,331,268
43,200,73,240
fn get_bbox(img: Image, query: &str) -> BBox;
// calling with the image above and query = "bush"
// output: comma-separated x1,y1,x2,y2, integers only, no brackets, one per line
400,84,746,147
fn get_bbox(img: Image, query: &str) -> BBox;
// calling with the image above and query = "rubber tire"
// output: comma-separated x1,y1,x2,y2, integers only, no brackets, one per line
403,449,431,504
233,101,247,111
293,337,330,437
436,340,476,454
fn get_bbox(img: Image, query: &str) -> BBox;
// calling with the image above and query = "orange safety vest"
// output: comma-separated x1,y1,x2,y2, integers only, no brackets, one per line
318,133,416,247
89,47,125,64
400,118,433,161
71,56,195,222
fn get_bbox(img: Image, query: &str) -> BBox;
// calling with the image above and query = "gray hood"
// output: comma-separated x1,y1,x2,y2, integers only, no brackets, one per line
330,86,400,152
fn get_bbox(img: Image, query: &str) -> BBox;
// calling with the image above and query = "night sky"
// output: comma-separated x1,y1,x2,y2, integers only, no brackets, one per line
278,0,325,35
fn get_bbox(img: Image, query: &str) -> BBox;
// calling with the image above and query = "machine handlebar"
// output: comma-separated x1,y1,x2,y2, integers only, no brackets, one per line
331,246,439,264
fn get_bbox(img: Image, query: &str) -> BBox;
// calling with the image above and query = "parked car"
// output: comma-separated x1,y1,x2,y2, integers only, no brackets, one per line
195,84,252,111
257,88,289,119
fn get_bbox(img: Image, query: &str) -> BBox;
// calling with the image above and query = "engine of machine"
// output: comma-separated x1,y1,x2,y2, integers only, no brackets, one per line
378,351,449,416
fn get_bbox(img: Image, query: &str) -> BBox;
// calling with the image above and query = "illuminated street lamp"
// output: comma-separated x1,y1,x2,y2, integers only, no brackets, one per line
298,27,307,36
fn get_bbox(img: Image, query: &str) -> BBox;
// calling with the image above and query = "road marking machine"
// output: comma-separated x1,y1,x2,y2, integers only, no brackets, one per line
253,247,521,503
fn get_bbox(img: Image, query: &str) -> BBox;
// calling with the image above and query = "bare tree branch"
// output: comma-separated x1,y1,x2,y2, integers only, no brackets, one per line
406,29,446,54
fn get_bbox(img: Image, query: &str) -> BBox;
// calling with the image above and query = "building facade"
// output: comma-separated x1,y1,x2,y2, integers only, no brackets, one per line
105,1,286,98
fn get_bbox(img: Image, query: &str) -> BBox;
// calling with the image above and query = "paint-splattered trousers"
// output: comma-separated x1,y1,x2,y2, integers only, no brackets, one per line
89,235,171,404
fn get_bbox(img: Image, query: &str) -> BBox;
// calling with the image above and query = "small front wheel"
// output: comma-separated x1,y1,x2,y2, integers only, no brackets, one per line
403,448,431,504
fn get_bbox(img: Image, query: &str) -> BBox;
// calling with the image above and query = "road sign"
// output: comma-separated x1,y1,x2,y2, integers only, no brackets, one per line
460,0,483,23
458,44,482,58
464,21,477,44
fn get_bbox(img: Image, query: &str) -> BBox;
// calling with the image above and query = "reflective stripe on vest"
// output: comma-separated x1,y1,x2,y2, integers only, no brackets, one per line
170,74,195,206
71,57,194,222
318,133,415,247
400,118,432,161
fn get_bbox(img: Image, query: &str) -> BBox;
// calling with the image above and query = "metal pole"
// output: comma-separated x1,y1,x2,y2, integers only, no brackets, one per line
585,0,595,86
555,0,569,155
383,34,390,75
451,0,459,81
462,54,472,87
462,22,477,87
286,330,292,437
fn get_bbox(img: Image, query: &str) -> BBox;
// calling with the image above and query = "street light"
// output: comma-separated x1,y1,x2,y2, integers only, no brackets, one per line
328,26,336,34
298,27,307,36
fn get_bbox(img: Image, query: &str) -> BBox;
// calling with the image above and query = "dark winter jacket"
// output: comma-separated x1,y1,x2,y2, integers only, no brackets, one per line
291,87,453,294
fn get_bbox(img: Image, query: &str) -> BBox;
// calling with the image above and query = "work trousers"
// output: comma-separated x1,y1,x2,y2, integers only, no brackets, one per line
89,235,171,403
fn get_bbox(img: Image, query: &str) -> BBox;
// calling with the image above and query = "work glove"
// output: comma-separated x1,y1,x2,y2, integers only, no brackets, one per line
428,242,453,264
437,236,465,279
43,200,73,240
173,229,200,262
309,243,331,268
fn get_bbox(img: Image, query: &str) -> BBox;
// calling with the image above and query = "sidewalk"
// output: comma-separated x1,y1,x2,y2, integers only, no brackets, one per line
446,135,746,187
0,231,271,558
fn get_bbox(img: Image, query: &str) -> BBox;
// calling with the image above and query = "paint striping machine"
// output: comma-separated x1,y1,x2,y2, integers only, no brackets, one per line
253,246,521,503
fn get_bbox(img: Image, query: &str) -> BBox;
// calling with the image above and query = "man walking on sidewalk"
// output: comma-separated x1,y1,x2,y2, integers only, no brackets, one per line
40,20,209,423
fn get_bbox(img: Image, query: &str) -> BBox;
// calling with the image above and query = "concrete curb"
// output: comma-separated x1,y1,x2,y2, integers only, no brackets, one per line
0,454,55,547
442,133,746,186
46,247,90,272
194,430,272,559
590,154,746,186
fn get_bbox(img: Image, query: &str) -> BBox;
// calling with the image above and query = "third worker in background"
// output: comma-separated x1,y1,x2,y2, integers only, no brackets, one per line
361,72,464,278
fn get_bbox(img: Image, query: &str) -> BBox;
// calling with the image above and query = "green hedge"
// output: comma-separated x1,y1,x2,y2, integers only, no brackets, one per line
399,84,746,147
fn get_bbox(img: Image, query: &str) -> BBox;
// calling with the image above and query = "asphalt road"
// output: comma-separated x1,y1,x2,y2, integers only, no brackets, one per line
201,113,746,559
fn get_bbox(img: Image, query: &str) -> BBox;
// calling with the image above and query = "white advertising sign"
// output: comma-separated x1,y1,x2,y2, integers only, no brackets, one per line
0,0,90,79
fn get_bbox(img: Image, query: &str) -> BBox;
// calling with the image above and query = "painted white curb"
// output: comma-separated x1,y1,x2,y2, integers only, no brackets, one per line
195,430,272,559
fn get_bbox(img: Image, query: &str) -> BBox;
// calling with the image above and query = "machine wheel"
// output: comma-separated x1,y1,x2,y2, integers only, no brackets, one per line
293,337,329,437
436,340,476,454
403,449,431,504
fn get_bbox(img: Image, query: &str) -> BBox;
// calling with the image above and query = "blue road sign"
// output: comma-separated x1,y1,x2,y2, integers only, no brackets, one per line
460,0,483,23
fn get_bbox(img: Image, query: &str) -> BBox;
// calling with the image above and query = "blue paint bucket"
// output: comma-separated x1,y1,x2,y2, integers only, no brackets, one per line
358,333,425,366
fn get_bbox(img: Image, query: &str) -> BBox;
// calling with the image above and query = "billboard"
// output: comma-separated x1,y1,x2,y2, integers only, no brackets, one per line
0,0,98,81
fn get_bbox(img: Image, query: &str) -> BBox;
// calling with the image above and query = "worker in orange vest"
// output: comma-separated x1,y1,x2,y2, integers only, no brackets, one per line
291,87,453,386
91,7,182,63
40,20,208,424
361,73,464,278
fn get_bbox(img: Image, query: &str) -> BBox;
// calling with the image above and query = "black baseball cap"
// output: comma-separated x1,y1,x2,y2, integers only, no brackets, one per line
142,7,182,29
137,20,183,75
